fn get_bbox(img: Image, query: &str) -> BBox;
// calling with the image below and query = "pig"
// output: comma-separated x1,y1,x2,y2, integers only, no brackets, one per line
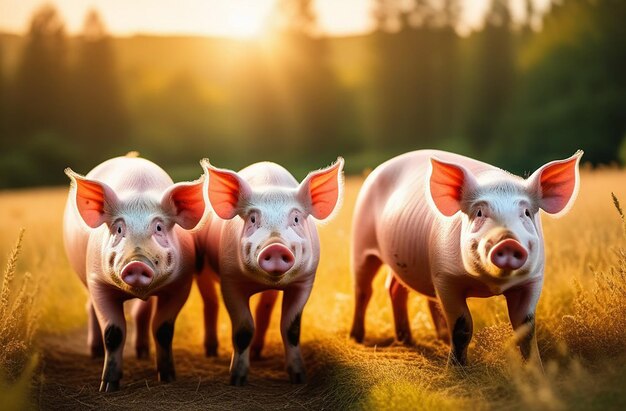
63,154,205,391
349,149,582,368
194,158,344,385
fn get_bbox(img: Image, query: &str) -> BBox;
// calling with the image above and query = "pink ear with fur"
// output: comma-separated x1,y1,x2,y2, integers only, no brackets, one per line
161,176,206,229
298,157,344,220
201,160,251,220
428,158,477,217
65,168,118,228
528,150,583,216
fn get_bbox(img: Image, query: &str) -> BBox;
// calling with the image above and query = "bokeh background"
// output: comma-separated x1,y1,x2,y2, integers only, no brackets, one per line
1,0,625,188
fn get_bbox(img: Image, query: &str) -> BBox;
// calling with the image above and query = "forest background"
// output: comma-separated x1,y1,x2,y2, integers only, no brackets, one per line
1,0,624,188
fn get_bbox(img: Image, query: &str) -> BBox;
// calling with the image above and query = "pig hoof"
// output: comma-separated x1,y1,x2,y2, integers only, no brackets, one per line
99,380,120,392
396,332,413,346
230,373,248,386
158,370,176,383
90,345,104,359
400,338,414,347
349,328,364,344
136,346,150,359
205,344,218,357
288,370,306,384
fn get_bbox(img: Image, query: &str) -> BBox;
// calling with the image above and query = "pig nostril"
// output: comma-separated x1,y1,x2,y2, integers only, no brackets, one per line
514,252,521,259
282,255,289,263
265,256,271,261
497,251,503,257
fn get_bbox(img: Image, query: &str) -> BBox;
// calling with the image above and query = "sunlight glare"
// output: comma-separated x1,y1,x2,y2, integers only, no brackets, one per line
225,2,271,39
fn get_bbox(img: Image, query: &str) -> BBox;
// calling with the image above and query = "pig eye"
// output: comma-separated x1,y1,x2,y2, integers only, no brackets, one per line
476,209,483,218
156,224,162,232
112,220,125,242
251,215,256,224
525,209,531,218
294,216,299,224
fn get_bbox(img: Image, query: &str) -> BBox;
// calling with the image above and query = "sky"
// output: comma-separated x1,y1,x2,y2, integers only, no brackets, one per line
0,0,550,38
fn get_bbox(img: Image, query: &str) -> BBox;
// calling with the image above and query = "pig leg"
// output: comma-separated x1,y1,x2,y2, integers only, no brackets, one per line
251,290,280,360
222,283,254,386
386,271,413,345
280,283,313,384
427,299,449,342
132,298,154,359
86,299,104,358
90,287,126,392
350,254,382,343
197,271,219,357
151,278,193,383
437,288,472,366
504,281,543,371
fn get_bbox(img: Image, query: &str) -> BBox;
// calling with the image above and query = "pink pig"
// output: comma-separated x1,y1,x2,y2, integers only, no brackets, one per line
195,158,344,385
350,150,582,368
63,155,205,391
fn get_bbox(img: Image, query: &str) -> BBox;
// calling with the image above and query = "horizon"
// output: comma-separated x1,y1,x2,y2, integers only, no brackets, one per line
0,0,550,39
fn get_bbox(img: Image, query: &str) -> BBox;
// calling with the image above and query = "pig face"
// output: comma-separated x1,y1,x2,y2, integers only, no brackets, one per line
202,159,344,285
66,169,205,297
428,151,582,280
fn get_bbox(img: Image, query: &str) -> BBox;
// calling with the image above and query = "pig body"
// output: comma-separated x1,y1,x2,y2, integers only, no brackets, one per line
350,149,582,367
63,155,205,391
196,159,343,385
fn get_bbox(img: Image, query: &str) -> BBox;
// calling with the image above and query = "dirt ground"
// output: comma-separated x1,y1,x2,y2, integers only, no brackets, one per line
34,327,369,410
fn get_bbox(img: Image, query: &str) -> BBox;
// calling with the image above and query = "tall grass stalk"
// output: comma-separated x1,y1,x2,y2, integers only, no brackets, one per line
0,229,39,409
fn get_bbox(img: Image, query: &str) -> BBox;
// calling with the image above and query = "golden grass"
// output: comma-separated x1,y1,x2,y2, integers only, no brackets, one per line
0,230,39,410
0,169,626,409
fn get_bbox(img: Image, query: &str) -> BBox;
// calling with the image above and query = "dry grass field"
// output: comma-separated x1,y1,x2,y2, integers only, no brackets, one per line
1,169,626,410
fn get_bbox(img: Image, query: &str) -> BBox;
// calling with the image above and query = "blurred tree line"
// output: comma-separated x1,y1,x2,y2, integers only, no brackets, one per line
0,6,129,187
0,0,625,188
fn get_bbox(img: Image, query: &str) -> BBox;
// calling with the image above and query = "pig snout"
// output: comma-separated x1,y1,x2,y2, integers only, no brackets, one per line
120,261,154,287
258,244,295,275
488,239,528,271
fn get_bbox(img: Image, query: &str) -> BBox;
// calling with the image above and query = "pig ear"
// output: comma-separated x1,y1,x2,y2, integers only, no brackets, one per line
298,157,344,221
428,157,478,217
161,175,206,230
201,159,251,220
527,150,583,217
65,168,119,228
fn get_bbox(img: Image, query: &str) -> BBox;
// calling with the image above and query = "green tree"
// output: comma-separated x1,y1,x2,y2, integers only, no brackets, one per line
465,0,516,150
370,0,461,150
12,4,69,139
234,0,346,164
501,0,626,169
72,9,129,166
1,4,74,187
0,40,5,147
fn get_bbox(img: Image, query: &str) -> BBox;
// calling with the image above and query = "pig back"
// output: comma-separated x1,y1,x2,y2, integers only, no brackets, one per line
238,162,299,189
359,150,493,296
